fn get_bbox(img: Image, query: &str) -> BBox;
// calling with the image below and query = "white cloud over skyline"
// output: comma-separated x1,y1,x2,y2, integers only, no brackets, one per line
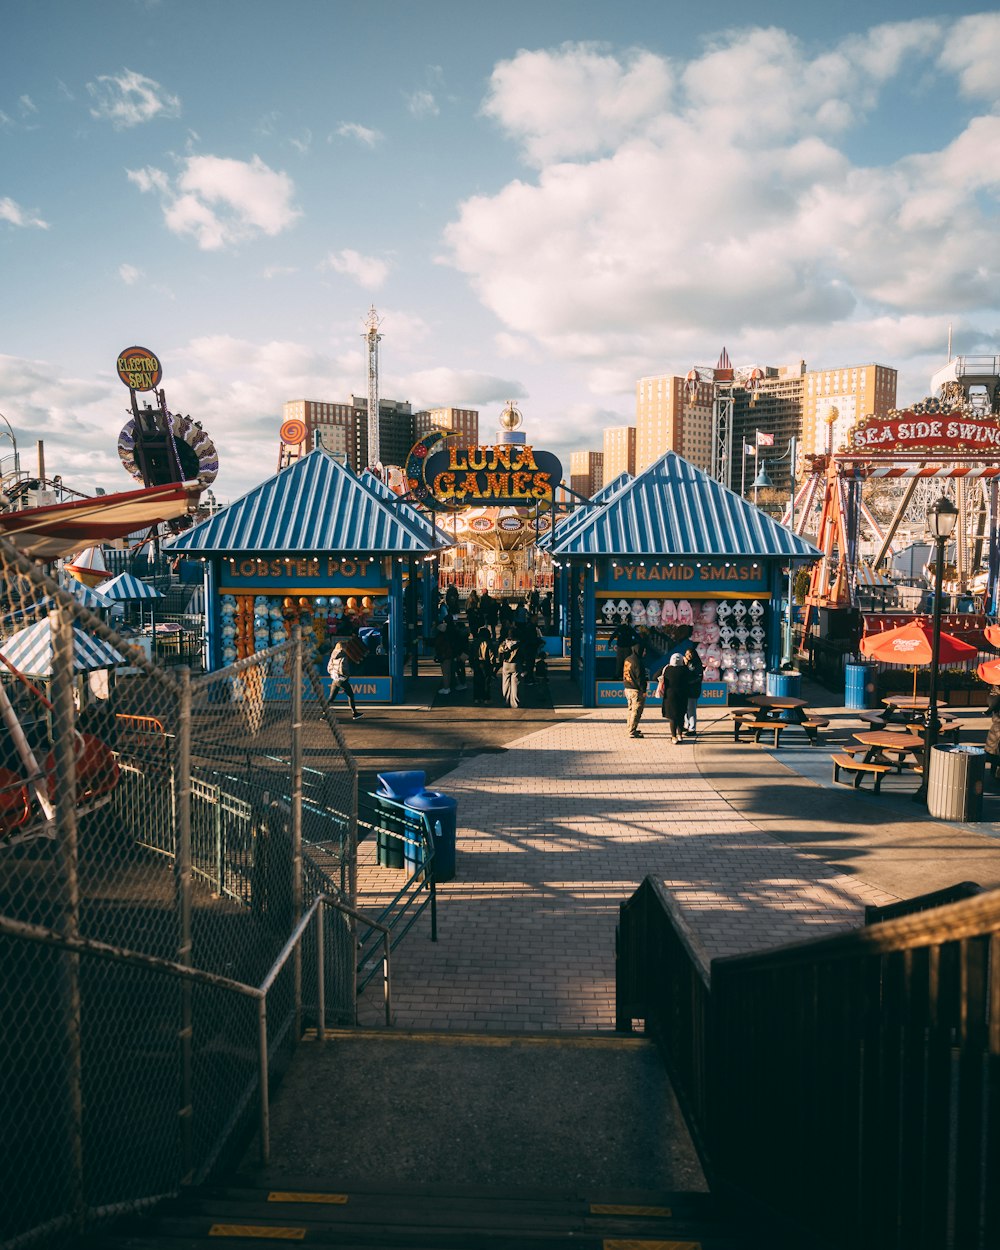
325,248,391,289
127,153,301,249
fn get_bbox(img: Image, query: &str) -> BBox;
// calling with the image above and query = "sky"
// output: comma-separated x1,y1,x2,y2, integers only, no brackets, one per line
1,0,999,503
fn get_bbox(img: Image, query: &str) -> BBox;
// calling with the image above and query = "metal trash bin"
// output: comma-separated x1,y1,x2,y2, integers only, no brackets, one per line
927,745,985,822
403,790,458,882
845,662,877,710
374,771,425,868
766,670,802,699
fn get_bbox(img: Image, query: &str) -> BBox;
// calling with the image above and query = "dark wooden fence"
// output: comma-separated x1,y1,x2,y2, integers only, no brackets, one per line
617,875,1000,1249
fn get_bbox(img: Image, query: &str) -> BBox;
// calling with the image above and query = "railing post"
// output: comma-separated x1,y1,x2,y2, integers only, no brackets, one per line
257,995,270,1166
175,666,194,1185
291,628,303,1038
52,604,84,1231
214,782,224,896
316,902,325,1044
382,930,392,1027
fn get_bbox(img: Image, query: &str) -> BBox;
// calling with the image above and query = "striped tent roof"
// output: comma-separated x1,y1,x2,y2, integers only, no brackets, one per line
60,579,113,610
359,469,446,546
97,572,164,601
165,448,446,555
0,619,124,676
551,450,821,560
538,472,635,552
856,563,894,589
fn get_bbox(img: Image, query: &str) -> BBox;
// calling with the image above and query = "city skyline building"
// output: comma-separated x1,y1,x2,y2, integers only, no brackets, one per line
732,363,807,496
280,398,478,473
603,425,636,481
569,449,604,498
635,373,714,474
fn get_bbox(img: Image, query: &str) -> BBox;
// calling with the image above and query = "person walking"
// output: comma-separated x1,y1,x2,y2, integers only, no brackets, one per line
683,643,704,738
661,653,690,743
497,626,520,708
611,618,638,680
471,626,496,705
480,591,499,638
327,636,364,719
449,615,470,691
466,590,483,638
622,643,648,738
986,685,1000,781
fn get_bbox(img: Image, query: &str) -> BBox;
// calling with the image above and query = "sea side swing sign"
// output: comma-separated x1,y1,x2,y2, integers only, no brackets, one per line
405,432,562,510
847,411,1000,454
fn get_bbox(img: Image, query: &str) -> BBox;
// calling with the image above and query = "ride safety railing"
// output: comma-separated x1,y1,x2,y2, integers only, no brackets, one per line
616,874,1000,1250
0,892,390,1245
357,791,438,994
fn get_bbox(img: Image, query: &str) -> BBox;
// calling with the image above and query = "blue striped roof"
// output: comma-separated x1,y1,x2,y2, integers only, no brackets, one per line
165,448,445,554
97,572,164,601
0,619,124,676
538,471,635,551
551,450,821,560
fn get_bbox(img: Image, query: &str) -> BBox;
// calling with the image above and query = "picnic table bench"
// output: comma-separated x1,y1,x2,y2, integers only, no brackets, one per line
832,752,893,792
729,708,830,748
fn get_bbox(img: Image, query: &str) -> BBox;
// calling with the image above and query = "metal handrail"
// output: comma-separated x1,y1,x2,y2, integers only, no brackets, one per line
0,891,391,1170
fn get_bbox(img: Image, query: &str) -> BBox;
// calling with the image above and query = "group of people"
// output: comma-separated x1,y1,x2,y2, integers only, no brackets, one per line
615,620,704,742
435,588,551,707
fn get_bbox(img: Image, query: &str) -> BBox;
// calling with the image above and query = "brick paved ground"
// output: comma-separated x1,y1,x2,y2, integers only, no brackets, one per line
355,707,899,1031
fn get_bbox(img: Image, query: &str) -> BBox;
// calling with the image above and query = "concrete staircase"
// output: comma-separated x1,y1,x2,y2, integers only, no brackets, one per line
83,1029,770,1248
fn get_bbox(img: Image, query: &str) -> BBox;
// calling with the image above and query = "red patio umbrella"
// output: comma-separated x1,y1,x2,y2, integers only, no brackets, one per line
985,624,1000,649
978,657,1000,685
860,620,978,699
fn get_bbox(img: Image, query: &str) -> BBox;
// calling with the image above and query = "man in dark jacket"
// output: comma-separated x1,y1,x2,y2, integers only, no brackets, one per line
622,643,648,739
611,619,638,679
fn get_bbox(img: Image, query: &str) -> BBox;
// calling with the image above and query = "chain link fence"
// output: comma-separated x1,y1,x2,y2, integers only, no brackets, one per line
0,538,357,1248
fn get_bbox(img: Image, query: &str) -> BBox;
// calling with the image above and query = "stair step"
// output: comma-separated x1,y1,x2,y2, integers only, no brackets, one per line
89,1182,760,1250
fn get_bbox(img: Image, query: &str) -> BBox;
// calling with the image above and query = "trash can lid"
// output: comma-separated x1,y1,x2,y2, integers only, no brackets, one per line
375,770,426,798
405,789,457,810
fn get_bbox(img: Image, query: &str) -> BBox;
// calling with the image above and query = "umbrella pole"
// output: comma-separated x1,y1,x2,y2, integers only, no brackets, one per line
0,679,55,822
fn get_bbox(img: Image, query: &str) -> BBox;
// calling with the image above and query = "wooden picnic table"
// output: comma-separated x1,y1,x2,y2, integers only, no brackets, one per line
748,695,810,712
883,695,930,710
853,730,924,767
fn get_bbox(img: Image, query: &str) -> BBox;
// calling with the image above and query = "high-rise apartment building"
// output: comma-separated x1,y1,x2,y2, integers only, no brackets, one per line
732,363,806,496
282,398,479,473
569,450,604,498
412,406,479,445
635,374,714,473
801,364,897,460
603,426,636,481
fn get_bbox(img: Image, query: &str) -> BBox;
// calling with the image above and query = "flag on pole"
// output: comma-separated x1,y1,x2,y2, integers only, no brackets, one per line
744,443,756,456
756,430,774,446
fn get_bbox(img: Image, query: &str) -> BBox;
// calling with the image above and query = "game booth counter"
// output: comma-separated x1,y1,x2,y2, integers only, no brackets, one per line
165,448,448,703
549,450,822,708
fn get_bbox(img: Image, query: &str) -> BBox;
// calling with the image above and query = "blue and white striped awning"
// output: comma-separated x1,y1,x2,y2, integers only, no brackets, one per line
538,473,635,552
551,450,821,561
60,579,113,610
0,619,124,676
165,448,447,555
96,572,164,601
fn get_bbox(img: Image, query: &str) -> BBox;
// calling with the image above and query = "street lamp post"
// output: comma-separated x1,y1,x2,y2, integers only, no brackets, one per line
919,495,959,802
751,437,799,664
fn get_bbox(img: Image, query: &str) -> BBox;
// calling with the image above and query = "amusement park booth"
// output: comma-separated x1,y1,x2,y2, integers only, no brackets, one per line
165,447,447,703
549,450,821,708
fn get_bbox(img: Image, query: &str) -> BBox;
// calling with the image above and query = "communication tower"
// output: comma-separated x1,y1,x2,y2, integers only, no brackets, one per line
363,306,383,472
686,348,763,489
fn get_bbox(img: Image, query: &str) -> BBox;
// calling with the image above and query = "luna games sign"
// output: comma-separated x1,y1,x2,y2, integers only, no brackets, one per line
418,443,562,509
847,411,1000,454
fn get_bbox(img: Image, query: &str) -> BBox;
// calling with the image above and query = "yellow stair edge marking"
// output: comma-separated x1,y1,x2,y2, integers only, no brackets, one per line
603,1242,701,1250
209,1225,306,1240
304,1027,650,1050
591,1204,673,1216
268,1191,348,1205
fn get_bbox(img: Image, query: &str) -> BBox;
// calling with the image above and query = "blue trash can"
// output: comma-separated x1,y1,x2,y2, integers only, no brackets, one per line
845,662,877,710
766,670,802,699
404,790,458,882
374,771,425,869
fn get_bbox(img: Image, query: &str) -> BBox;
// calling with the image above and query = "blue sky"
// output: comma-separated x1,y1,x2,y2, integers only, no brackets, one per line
2,0,998,501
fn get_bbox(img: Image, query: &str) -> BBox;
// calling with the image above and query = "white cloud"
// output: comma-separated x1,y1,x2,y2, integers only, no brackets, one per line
18,95,37,117
484,42,672,165
128,154,301,250
406,90,438,118
325,248,391,289
119,263,143,285
402,367,526,410
335,122,383,147
87,68,180,128
939,13,1000,102
289,129,312,154
0,197,49,229
446,21,1000,379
